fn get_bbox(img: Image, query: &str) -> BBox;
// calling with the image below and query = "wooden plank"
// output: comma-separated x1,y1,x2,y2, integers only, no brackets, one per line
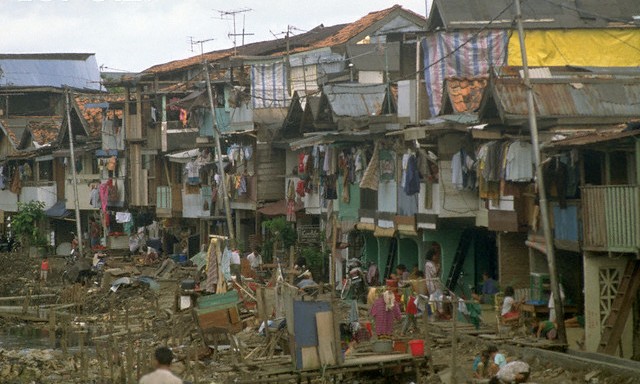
300,346,320,370
315,311,337,366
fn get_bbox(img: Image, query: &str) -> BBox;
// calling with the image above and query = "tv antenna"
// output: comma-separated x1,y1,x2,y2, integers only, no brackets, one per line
216,8,254,55
189,37,216,56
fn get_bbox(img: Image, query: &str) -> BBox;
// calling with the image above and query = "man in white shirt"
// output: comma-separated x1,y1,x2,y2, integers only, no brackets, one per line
246,246,262,271
230,249,242,281
139,347,182,384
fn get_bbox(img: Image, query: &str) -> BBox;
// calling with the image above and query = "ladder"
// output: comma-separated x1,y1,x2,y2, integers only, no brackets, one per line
445,228,474,292
597,260,640,355
383,237,398,280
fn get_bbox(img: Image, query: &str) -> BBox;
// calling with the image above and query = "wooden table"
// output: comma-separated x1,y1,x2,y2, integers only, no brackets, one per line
520,303,578,319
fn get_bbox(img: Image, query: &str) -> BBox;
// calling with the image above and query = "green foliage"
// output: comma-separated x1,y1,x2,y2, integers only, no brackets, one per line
12,201,48,247
300,245,328,282
262,217,297,263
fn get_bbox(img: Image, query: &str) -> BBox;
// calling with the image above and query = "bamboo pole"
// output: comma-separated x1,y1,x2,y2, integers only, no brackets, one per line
450,300,457,384
65,89,84,256
514,0,566,344
203,61,236,248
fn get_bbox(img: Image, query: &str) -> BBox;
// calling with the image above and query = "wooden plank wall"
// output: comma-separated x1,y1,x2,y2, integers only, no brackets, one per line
256,143,285,202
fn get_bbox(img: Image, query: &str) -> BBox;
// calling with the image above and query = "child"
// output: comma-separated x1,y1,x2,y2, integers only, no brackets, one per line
401,290,419,335
40,256,50,284
473,350,492,379
370,289,401,339
531,317,557,340
501,286,523,321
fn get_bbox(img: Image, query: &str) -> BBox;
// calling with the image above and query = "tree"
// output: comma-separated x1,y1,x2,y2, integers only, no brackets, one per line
262,217,296,263
12,201,48,249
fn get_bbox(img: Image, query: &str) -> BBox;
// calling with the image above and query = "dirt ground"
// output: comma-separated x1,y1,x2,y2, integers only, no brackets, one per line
0,252,638,384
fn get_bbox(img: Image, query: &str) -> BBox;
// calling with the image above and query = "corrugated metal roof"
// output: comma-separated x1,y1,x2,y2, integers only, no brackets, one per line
545,124,640,147
324,83,387,117
428,0,640,30
488,76,640,121
0,53,103,91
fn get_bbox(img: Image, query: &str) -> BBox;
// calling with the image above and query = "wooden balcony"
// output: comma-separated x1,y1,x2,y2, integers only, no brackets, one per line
582,185,640,253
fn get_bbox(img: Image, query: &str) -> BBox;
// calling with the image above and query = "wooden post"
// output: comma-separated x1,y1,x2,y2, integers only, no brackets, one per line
289,245,295,284
451,299,457,384
49,308,56,347
258,286,269,338
80,331,87,381
193,346,199,384
330,214,338,289
514,0,566,345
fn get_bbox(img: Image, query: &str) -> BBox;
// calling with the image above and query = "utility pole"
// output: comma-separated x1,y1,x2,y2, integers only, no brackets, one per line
203,61,236,248
65,88,84,256
514,0,566,344
217,8,253,56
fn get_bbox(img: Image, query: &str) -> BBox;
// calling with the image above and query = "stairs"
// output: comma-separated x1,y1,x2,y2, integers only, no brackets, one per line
445,228,474,292
383,238,398,280
597,260,640,355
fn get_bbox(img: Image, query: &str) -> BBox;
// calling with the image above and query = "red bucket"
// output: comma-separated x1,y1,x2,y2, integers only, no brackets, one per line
393,340,407,353
408,339,425,356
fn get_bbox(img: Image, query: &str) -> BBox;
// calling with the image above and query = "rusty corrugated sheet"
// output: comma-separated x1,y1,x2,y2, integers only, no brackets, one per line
546,127,640,147
494,79,640,118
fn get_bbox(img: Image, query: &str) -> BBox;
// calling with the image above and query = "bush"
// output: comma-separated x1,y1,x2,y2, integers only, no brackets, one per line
12,201,48,248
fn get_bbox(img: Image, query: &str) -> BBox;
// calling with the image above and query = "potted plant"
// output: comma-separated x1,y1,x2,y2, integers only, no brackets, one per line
11,201,48,257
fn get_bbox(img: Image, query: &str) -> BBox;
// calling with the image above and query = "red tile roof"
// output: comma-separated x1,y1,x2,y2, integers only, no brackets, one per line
27,118,62,146
0,119,19,147
293,5,421,52
445,77,488,113
74,94,125,138
144,5,424,75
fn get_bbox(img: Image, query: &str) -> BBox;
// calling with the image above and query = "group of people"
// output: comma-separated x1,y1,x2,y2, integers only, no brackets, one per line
473,345,531,383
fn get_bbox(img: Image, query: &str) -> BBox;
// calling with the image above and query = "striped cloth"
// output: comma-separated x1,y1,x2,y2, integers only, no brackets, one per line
250,61,289,109
422,30,508,116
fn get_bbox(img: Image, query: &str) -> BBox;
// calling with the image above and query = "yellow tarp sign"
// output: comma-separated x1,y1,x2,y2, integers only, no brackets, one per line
508,29,640,67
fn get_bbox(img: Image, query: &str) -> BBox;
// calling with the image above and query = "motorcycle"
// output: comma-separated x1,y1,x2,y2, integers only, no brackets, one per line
340,258,368,303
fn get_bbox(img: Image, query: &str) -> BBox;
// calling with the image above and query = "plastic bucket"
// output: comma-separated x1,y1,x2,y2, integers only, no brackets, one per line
408,339,424,356
393,340,407,353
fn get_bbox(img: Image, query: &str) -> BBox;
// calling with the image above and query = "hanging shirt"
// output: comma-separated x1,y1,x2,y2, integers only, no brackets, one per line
89,187,100,208
451,152,464,189
369,296,401,336
115,212,132,223
505,141,534,182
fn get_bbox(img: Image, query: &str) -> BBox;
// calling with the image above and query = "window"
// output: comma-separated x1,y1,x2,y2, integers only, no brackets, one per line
38,160,53,181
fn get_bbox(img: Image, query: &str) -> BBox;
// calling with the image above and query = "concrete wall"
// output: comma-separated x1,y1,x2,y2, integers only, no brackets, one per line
0,190,18,212
337,176,360,222
583,253,634,358
497,232,529,289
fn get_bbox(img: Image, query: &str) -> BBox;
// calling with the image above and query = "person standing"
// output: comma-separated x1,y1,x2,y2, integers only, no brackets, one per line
139,347,182,384
424,248,443,317
89,217,101,249
40,256,50,284
246,246,263,271
230,249,242,281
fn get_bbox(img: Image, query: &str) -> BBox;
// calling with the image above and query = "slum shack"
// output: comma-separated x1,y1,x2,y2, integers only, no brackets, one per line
232,282,429,383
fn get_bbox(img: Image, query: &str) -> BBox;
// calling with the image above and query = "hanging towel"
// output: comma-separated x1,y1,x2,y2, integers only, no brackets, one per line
359,142,380,190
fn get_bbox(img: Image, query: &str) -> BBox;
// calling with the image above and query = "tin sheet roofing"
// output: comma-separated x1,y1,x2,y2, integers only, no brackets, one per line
0,53,103,91
324,83,387,117
428,0,640,30
491,79,640,119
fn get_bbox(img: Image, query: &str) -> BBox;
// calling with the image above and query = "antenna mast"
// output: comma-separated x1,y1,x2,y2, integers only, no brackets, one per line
216,8,254,55
189,36,216,56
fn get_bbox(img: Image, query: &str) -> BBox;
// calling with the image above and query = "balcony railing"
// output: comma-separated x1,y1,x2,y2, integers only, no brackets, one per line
582,185,640,252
